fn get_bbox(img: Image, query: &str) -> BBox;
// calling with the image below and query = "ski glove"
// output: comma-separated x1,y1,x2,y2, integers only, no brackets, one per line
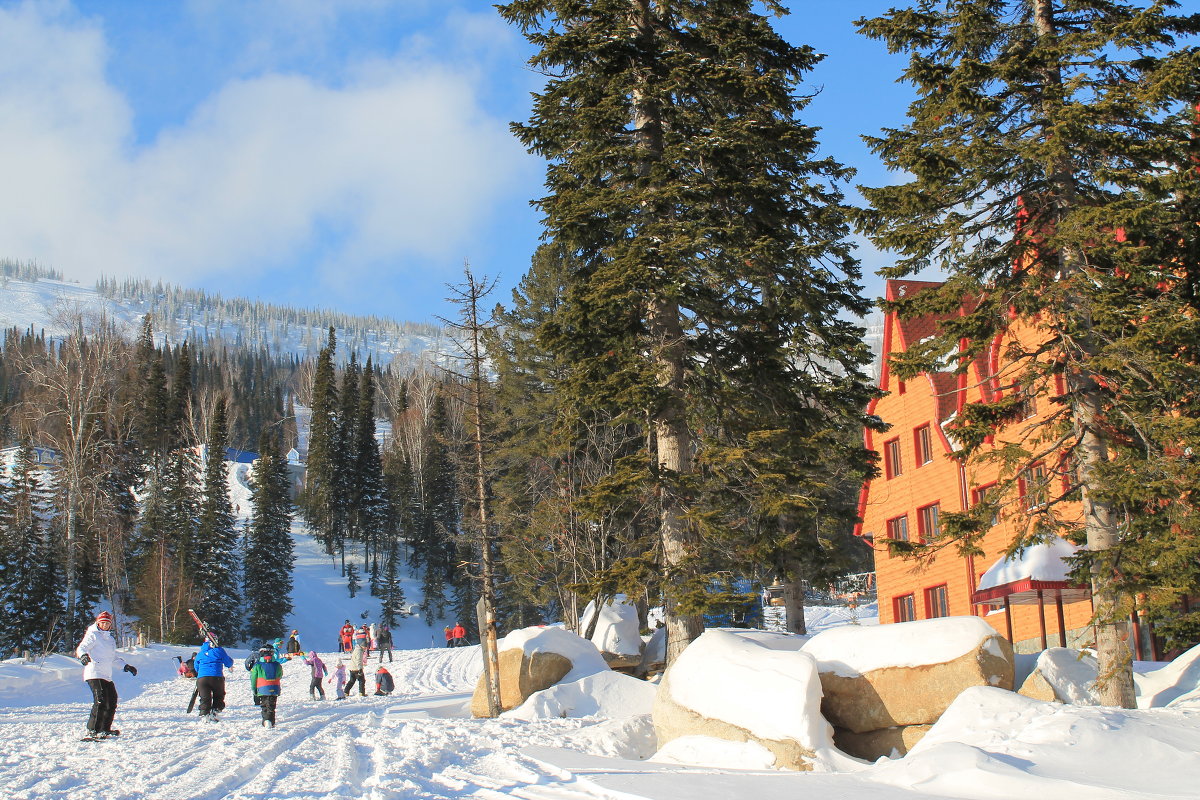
123,664,137,676
79,654,91,666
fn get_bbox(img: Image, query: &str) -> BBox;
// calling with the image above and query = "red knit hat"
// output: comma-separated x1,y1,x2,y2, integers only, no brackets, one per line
96,611,113,624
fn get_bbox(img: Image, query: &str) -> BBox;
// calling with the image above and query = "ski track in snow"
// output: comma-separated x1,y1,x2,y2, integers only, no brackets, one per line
0,646,620,800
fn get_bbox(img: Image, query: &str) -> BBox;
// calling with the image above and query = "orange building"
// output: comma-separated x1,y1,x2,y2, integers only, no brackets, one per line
856,279,1094,653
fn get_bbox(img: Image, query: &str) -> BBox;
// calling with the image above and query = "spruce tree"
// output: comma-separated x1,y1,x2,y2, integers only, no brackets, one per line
498,0,878,663
300,328,339,555
243,429,295,643
855,0,1200,706
194,397,242,641
352,359,388,580
379,542,408,627
0,441,63,654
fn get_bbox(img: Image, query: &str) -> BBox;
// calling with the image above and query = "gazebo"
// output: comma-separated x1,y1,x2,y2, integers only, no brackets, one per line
971,537,1090,649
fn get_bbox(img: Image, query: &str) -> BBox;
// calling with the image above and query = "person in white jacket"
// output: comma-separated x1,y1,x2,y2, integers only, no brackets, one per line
75,610,137,739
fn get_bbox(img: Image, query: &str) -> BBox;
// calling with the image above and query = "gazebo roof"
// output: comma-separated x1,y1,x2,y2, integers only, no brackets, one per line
971,537,1090,606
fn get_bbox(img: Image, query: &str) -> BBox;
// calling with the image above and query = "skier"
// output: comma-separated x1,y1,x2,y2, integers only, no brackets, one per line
344,644,367,697
330,659,348,700
443,626,453,648
353,624,370,654
248,646,284,728
76,610,137,740
303,650,327,699
376,624,393,663
451,622,467,647
194,635,234,721
270,637,286,660
339,620,354,653
373,665,394,696
286,630,302,659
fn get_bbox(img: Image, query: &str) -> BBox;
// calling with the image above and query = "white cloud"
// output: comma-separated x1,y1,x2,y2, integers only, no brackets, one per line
0,2,533,289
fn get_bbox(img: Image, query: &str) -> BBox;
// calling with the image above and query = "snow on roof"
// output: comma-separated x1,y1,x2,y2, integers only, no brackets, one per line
666,629,832,750
976,537,1079,592
499,626,609,682
802,616,1000,678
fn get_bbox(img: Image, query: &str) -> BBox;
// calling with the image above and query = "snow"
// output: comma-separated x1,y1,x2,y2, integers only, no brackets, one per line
579,594,642,658
802,615,1000,678
499,626,610,682
976,537,1078,591
665,629,833,751
1135,643,1200,709
503,670,656,721
4,629,1200,797
1031,647,1101,705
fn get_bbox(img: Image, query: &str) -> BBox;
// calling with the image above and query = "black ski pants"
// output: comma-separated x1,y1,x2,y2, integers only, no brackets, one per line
259,694,278,725
344,669,366,696
196,676,227,716
86,678,118,733
309,677,325,699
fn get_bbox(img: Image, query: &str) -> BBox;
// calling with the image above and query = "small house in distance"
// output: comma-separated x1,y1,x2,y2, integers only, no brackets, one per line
856,279,1095,654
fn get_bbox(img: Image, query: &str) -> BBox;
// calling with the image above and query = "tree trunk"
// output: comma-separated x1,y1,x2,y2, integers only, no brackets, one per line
1034,0,1135,707
632,0,703,666
781,558,808,636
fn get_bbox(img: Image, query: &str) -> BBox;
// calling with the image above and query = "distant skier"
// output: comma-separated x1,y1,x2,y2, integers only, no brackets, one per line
331,659,348,700
344,644,367,697
75,610,137,740
443,627,453,648
373,666,394,696
194,636,234,722
451,622,467,647
248,646,284,727
376,624,393,663
286,630,302,659
270,637,286,660
369,622,378,650
303,650,327,700
353,624,370,655
339,620,355,653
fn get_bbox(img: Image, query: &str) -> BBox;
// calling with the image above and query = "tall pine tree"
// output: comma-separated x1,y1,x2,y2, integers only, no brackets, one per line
194,397,242,641
855,0,1200,706
243,429,295,643
498,0,879,663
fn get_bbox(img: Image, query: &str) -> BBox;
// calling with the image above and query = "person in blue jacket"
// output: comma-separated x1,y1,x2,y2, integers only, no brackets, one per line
194,636,234,722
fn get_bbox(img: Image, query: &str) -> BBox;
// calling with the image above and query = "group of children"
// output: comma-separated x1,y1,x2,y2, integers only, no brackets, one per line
171,627,398,730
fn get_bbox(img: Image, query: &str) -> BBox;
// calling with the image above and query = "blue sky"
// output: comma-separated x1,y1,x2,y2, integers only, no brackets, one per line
2,1,1182,325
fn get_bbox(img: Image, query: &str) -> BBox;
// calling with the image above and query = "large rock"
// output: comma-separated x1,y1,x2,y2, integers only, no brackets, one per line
1016,648,1099,705
652,629,832,771
803,616,1014,735
471,626,609,718
833,724,932,761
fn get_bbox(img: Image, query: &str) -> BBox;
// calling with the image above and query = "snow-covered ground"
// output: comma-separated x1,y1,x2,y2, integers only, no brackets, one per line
3,639,1199,800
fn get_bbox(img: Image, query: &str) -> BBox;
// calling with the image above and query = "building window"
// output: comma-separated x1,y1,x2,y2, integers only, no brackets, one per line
917,503,940,541
1019,463,1048,510
914,424,933,466
971,483,999,527
924,584,950,618
886,514,909,542
884,438,903,479
894,594,916,622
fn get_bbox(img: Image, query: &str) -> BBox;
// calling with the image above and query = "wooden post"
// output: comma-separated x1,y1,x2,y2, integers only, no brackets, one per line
1003,596,1014,644
1055,594,1067,648
1037,590,1048,650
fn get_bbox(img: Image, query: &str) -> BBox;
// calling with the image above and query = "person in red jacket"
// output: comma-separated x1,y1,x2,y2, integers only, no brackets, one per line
339,621,355,653
450,622,467,647
443,626,453,648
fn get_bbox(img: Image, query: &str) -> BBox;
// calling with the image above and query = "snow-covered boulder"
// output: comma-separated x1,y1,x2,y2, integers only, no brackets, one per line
471,626,609,718
652,629,834,771
579,595,643,669
802,616,1013,758
1135,642,1200,709
503,670,656,720
1017,648,1099,705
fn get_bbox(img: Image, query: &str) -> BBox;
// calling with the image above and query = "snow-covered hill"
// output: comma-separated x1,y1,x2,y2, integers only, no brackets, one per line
0,273,446,367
